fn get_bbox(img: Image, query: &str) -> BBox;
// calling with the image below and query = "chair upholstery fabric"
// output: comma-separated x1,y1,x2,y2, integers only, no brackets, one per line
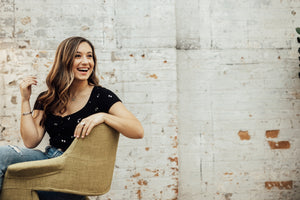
0,124,119,200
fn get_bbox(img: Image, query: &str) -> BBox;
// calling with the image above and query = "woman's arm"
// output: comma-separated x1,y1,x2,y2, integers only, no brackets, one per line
74,102,144,139
19,77,45,148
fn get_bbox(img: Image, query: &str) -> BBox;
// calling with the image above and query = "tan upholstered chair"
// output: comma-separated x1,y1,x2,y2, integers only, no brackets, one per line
0,124,119,200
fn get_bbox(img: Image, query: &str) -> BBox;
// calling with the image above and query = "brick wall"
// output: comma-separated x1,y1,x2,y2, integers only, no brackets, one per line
177,0,300,199
0,0,177,199
1,0,300,199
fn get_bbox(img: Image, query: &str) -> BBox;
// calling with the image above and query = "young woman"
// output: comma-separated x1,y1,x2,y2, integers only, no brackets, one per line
0,36,144,199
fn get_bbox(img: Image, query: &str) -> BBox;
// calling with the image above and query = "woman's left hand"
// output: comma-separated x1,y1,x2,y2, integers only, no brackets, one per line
74,113,106,139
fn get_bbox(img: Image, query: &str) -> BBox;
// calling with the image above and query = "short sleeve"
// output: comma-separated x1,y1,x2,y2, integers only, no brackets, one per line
96,87,121,113
33,91,46,110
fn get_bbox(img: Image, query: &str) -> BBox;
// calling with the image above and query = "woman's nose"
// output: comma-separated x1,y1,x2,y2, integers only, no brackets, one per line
81,56,89,64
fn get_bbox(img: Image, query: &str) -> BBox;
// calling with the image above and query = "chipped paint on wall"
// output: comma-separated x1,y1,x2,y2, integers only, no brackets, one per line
268,141,291,149
265,181,293,190
238,130,251,140
266,130,280,138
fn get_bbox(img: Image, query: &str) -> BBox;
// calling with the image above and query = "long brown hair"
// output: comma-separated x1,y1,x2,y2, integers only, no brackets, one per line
38,36,99,125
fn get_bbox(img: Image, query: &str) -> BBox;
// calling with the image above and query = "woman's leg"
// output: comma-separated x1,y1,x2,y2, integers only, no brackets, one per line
0,145,48,190
0,145,85,199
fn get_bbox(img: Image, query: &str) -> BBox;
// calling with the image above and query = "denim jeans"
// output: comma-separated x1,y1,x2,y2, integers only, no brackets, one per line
0,145,85,200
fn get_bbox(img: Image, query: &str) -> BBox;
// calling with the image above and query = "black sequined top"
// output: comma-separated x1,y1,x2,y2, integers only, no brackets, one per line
33,86,121,151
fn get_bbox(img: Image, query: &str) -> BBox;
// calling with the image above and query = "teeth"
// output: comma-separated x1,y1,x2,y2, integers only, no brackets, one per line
78,68,88,72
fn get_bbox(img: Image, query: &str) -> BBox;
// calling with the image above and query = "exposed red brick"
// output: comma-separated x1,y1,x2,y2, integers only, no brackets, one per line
164,60,167,63
145,147,150,151
168,157,178,165
172,188,178,194
238,130,251,140
137,189,142,200
224,172,233,175
268,141,290,149
137,179,148,186
149,74,158,79
266,130,279,138
146,168,159,173
171,167,179,171
132,173,141,178
173,136,178,148
265,181,293,190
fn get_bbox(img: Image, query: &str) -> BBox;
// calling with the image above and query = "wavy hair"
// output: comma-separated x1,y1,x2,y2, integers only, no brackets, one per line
37,36,99,125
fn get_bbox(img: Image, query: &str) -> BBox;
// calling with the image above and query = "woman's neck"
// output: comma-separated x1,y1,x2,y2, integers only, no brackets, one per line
69,80,90,97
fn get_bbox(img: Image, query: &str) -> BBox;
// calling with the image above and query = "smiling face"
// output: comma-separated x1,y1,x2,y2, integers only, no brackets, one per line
72,42,95,82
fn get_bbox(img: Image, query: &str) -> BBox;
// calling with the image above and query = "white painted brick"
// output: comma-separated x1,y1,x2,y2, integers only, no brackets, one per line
2,0,300,199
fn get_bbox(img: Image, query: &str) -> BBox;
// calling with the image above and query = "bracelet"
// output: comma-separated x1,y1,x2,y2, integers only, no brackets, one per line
22,111,32,116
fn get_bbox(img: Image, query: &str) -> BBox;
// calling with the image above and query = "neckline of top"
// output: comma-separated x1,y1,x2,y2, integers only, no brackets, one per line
50,86,96,119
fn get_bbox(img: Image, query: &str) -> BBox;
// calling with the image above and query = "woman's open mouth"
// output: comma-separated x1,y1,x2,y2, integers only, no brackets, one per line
77,68,89,72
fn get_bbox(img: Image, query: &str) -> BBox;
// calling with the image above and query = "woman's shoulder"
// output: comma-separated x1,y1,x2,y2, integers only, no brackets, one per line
93,85,116,94
37,90,47,97
92,85,121,103
33,91,47,110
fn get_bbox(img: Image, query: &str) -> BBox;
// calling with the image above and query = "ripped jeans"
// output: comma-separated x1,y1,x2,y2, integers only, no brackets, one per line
0,145,85,200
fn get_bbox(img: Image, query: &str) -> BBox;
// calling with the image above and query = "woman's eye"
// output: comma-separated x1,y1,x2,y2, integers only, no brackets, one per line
75,54,81,58
87,54,93,58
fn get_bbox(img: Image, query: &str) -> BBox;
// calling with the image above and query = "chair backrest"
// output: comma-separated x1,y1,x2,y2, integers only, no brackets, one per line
61,124,120,194
65,123,119,160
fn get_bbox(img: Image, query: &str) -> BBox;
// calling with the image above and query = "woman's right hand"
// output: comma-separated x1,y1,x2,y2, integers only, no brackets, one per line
19,76,37,101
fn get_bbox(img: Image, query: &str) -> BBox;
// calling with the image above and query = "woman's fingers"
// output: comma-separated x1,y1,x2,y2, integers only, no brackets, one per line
74,122,85,138
74,120,90,138
19,76,37,100
80,121,89,138
73,114,105,139
20,76,37,84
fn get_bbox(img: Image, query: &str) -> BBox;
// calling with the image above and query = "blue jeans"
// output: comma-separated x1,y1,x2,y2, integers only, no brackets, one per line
0,145,85,200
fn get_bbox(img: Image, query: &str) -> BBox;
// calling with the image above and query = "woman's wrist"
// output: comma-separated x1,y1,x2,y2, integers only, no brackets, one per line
21,97,30,103
22,111,32,116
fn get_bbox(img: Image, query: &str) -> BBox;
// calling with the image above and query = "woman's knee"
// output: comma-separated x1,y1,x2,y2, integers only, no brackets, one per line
0,145,46,165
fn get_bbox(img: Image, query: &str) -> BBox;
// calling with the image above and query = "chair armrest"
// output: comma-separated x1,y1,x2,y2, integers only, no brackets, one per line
1,124,119,199
6,156,64,178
